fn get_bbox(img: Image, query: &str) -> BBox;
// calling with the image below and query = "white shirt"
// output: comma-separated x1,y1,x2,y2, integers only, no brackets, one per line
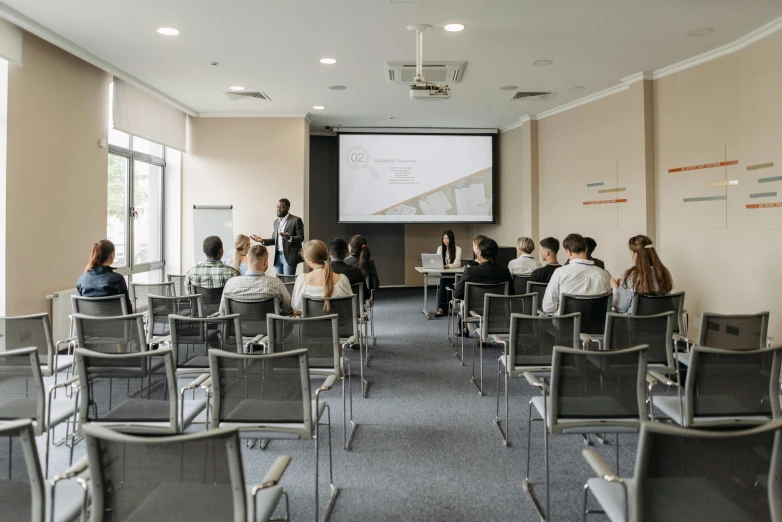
542,259,611,313
508,254,540,276
436,245,462,269
276,214,289,251
291,272,354,311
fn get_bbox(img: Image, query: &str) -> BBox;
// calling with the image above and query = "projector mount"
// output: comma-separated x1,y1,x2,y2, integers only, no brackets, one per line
406,24,432,85
406,24,451,100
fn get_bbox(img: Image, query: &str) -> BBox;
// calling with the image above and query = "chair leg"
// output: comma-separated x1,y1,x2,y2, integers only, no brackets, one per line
321,404,338,522
615,434,620,476
523,399,548,521
494,358,510,446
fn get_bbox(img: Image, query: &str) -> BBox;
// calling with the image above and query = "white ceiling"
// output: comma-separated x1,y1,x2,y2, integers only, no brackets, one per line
3,0,782,129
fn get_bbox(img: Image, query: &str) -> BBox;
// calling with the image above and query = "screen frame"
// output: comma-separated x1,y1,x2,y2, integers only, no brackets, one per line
336,131,499,225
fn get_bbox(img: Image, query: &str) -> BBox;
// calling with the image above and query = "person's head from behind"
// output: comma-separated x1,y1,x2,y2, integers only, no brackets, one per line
327,238,349,261
539,237,560,263
517,237,535,256
203,236,223,261
349,235,372,276
472,234,487,257
302,240,336,310
477,238,499,263
584,237,597,258
247,245,269,273
277,198,291,218
562,234,587,261
626,235,673,295
233,234,250,269
85,239,116,272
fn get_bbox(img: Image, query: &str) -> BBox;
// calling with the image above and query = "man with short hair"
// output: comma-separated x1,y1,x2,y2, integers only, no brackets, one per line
541,233,610,314
530,237,562,284
508,237,540,276
564,236,606,270
250,198,305,276
185,236,240,291
219,245,292,315
453,238,514,300
327,238,365,293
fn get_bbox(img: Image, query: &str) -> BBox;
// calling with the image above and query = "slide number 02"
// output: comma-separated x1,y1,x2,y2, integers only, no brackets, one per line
350,152,365,164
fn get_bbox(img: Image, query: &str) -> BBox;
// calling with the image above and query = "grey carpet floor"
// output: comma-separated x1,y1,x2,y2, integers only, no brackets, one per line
43,288,638,521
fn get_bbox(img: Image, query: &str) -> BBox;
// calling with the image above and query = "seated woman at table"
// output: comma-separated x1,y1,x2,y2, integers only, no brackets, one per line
435,229,462,317
610,234,673,315
291,239,353,314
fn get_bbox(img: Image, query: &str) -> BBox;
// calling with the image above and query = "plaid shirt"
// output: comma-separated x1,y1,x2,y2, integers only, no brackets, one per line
218,270,293,315
184,260,240,291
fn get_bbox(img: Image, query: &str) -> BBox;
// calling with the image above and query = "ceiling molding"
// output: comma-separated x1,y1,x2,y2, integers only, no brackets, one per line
0,2,199,117
537,83,629,120
500,114,537,133
653,15,782,79
620,71,653,85
336,127,498,134
198,112,311,118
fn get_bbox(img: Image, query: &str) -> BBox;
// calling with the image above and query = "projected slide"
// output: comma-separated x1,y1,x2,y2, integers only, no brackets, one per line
338,134,494,223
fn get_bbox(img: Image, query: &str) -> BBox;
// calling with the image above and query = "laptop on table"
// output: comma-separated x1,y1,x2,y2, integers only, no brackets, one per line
421,254,445,269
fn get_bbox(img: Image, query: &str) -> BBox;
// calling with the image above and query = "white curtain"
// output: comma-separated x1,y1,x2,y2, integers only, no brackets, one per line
112,78,186,151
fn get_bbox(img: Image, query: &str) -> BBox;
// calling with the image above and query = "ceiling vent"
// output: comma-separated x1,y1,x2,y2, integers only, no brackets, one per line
509,91,556,101
224,91,272,101
385,61,465,84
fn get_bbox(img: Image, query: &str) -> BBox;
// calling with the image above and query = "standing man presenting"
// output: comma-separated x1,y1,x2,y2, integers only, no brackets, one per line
251,198,304,276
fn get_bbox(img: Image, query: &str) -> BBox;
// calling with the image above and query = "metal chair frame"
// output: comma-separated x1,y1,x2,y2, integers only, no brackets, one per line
558,292,612,349
461,282,509,375
224,296,280,352
129,281,175,313
146,294,204,346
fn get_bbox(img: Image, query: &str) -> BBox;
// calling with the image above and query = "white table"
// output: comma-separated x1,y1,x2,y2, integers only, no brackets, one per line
414,267,465,319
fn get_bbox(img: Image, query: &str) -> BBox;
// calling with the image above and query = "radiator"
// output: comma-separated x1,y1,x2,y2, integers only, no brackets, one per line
46,288,79,343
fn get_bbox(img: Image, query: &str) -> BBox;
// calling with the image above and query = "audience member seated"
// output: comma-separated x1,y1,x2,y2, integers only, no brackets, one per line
219,244,292,315
76,239,132,311
435,229,462,317
541,233,610,314
530,237,562,284
185,235,240,291
291,239,353,314
466,234,488,267
328,237,364,291
564,236,605,270
508,237,541,276
453,238,514,300
611,234,673,314
232,234,251,275
345,234,380,292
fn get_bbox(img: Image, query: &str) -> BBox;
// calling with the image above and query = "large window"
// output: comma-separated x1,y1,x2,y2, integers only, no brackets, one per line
107,84,165,279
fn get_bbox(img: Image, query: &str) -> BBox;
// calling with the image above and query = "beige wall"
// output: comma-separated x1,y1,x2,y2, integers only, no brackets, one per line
182,117,309,273
6,33,110,314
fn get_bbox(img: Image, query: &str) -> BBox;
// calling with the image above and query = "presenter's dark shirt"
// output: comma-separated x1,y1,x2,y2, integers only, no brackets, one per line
453,261,514,300
530,263,561,284
76,265,132,311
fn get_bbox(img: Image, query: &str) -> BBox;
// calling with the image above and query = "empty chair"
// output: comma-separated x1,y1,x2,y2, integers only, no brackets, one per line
604,312,677,386
209,348,337,521
169,314,243,375
167,273,187,296
0,313,73,380
654,343,782,428
678,311,771,368
559,292,612,347
633,291,687,337
72,313,149,358
459,282,509,368
224,296,280,352
583,420,782,522
146,294,203,346
129,281,175,313
0,419,87,522
82,423,291,522
526,281,548,312
513,275,531,296
469,293,536,396
190,284,224,316
525,345,649,521
493,313,581,446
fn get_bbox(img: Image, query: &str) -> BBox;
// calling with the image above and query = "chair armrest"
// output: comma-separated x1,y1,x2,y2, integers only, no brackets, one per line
152,334,172,345
523,372,544,388
252,455,291,495
672,333,690,348
341,335,358,347
52,456,89,485
580,333,595,343
54,338,76,353
49,375,79,393
491,335,507,345
469,311,481,318
316,374,338,395
583,449,622,482
648,370,676,387
200,377,213,391
645,373,657,387
181,373,210,392
245,334,267,350
537,310,552,317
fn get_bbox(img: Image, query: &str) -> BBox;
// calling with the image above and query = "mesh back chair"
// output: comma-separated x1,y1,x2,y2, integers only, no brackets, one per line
71,294,128,317
73,313,149,362
654,344,782,429
526,281,548,312
459,282,509,368
224,297,280,353
167,274,187,296
469,293,536,396
209,349,337,521
604,312,677,389
169,314,243,375
494,313,581,446
129,281,175,314
446,272,464,347
0,419,88,522
525,345,649,521
82,424,290,522
633,291,687,336
583,420,782,522
283,281,296,299
277,274,297,284
559,292,613,346
0,313,72,379
267,314,356,451
513,275,531,295
189,284,224,317
351,282,373,367
0,347,77,477
146,294,203,346
677,311,771,368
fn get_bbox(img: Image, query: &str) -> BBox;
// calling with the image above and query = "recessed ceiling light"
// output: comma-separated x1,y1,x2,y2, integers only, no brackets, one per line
313,105,326,110
157,27,179,36
444,23,465,32
499,85,517,91
687,27,714,37
388,116,395,120
229,86,245,91
569,86,586,91
209,62,219,67
533,60,553,66
319,58,337,64
329,85,347,90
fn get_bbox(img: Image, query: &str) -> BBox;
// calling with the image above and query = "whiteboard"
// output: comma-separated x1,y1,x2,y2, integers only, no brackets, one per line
193,205,233,263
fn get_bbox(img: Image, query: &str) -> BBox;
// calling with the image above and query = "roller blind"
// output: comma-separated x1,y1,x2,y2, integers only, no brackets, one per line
0,18,22,66
112,78,186,151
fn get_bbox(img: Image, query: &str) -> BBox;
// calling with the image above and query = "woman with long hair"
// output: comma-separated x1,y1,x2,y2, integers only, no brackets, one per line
232,234,251,275
435,229,462,317
291,239,353,313
345,234,380,292
76,239,133,311
611,235,673,314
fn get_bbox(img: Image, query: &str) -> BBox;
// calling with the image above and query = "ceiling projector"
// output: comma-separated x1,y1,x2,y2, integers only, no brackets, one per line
407,24,450,101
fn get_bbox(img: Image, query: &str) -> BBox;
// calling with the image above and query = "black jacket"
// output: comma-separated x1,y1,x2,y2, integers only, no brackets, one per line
331,260,366,296
262,213,305,266
344,255,380,292
453,261,514,300
76,265,133,312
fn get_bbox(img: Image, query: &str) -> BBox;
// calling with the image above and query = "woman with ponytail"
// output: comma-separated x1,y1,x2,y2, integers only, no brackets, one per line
76,239,132,311
232,234,251,275
611,235,673,315
345,235,380,292
291,239,353,313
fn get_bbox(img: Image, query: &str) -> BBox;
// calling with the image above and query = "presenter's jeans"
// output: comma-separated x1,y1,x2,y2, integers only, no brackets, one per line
275,250,296,276
437,276,455,311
